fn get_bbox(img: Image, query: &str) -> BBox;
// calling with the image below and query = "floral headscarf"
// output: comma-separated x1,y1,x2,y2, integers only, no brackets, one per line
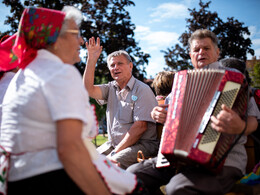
0,7,65,71
0,35,18,72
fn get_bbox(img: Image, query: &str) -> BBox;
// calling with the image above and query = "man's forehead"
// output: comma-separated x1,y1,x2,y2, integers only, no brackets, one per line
191,38,213,48
110,55,127,62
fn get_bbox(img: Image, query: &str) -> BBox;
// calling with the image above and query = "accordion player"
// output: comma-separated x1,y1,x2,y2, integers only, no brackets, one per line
157,68,248,172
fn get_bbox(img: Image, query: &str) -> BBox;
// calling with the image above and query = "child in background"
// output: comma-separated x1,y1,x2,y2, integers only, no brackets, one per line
151,71,175,105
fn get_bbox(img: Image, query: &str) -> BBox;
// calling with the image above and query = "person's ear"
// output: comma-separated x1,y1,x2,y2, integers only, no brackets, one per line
129,62,133,70
216,48,220,57
49,37,60,51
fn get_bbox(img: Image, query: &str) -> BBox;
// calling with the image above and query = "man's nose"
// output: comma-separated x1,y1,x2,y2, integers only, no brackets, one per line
199,48,205,54
114,64,119,70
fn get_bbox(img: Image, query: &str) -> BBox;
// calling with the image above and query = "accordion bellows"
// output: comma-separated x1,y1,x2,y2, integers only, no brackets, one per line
159,69,248,171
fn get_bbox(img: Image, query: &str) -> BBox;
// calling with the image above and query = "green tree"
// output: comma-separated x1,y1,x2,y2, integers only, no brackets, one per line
1,0,150,121
2,0,150,81
162,0,254,71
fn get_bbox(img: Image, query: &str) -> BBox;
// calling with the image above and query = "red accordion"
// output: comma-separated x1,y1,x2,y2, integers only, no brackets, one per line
157,69,248,171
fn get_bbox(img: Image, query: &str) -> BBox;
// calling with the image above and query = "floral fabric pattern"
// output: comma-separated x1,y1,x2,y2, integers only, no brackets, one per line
0,147,10,195
0,7,65,71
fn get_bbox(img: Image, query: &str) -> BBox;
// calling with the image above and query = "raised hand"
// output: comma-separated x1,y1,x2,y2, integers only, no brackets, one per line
85,37,103,61
83,37,104,99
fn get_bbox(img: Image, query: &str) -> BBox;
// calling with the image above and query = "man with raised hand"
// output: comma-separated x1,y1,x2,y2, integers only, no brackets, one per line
83,37,159,169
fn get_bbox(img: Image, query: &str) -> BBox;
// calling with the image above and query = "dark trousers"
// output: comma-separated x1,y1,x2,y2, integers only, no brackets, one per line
127,157,243,195
8,169,85,195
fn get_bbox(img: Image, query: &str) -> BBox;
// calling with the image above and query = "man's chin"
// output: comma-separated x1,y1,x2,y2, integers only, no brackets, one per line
112,76,119,80
197,62,208,69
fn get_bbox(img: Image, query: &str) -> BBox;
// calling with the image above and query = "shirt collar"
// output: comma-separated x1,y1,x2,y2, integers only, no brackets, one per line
113,76,135,91
126,76,135,90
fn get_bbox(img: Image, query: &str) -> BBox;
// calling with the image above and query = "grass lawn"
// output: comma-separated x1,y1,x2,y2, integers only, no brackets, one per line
92,134,108,147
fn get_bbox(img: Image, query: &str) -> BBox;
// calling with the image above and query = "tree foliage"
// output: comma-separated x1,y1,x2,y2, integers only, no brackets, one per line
1,0,150,121
162,0,254,71
1,0,150,81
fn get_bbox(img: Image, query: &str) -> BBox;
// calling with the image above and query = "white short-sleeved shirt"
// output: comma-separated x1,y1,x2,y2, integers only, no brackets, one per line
1,49,96,181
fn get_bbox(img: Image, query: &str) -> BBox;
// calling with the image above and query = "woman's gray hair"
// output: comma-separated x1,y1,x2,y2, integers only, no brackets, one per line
59,6,83,35
107,50,132,68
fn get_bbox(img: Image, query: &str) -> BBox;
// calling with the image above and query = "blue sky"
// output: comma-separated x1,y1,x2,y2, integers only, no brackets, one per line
126,0,260,78
0,0,260,78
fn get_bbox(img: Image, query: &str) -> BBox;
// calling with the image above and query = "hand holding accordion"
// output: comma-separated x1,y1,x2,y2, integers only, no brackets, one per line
157,69,248,171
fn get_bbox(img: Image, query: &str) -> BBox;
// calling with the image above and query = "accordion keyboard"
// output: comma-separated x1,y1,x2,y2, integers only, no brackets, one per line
198,81,241,154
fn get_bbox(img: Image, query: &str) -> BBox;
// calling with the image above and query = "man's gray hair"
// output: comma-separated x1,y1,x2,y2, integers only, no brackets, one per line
188,29,219,50
59,6,83,36
107,50,132,67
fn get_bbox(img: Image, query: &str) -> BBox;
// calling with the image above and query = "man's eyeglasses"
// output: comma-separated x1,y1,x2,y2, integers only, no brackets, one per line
66,29,81,38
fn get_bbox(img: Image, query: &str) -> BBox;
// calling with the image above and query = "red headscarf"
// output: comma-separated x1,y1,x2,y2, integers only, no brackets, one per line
0,7,65,71
0,35,18,72
0,35,11,43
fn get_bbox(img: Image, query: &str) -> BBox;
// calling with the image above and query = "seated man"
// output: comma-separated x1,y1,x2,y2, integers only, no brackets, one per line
127,29,260,195
83,37,159,169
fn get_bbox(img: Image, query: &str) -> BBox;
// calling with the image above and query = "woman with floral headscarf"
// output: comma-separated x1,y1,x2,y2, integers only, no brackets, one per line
0,5,148,195
0,6,112,195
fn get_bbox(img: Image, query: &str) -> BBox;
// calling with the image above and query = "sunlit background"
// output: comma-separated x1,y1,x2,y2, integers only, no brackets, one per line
1,0,259,78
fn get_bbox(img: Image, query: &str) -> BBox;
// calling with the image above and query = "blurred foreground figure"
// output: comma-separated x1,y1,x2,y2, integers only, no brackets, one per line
0,6,147,195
